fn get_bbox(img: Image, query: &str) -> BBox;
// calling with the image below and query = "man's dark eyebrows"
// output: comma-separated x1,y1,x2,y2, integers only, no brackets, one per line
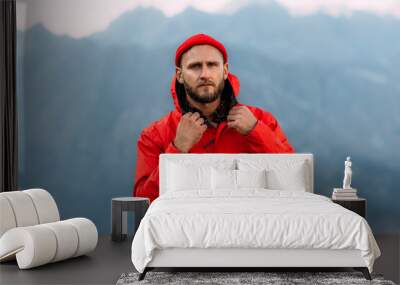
207,60,220,65
187,61,201,68
187,60,220,68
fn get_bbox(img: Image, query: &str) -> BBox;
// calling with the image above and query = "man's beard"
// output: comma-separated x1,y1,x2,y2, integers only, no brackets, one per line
183,78,225,104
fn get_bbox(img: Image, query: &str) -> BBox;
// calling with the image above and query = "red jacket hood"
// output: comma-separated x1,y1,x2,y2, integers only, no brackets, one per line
170,72,241,113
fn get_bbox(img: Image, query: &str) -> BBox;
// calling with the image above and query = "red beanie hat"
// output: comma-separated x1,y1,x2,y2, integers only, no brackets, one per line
175,33,228,67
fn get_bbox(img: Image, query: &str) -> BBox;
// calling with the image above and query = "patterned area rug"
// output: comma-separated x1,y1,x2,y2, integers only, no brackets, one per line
116,271,396,285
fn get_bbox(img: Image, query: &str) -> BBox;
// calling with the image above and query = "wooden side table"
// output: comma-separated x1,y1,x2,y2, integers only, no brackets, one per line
332,198,366,218
111,197,150,242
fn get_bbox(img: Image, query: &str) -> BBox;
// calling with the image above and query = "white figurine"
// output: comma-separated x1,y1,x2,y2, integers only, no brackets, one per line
342,156,352,190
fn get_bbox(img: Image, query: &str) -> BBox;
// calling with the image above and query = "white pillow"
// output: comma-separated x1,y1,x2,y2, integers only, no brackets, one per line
236,169,267,189
211,168,268,190
167,161,212,191
211,168,237,190
266,164,307,191
237,159,309,192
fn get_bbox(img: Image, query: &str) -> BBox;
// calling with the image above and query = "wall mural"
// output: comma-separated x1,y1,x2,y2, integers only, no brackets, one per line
16,0,400,233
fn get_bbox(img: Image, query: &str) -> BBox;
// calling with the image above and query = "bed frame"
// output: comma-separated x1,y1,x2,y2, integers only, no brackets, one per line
138,154,371,280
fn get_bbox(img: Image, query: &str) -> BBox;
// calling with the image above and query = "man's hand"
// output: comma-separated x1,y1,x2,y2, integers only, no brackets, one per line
174,112,207,152
227,106,257,135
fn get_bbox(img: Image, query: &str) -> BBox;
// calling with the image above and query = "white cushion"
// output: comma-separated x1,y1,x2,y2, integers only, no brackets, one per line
237,169,267,189
266,164,307,191
24,189,60,223
0,218,97,269
167,161,212,192
42,221,79,262
0,191,39,227
211,168,268,191
66,218,98,257
0,196,17,237
238,159,308,191
211,168,237,190
0,225,58,269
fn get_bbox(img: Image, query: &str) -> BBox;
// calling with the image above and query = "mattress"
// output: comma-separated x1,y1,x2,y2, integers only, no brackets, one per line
131,189,381,273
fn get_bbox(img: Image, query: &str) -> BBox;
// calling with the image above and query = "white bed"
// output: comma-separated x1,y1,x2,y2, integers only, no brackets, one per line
131,153,380,280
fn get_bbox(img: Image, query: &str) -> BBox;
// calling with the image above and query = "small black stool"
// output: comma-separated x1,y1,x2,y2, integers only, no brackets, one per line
111,197,150,242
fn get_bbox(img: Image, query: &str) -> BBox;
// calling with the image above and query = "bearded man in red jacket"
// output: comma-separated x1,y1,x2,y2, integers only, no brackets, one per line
133,33,295,202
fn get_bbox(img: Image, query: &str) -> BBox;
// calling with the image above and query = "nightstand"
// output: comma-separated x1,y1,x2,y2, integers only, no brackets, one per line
111,197,150,242
332,198,366,218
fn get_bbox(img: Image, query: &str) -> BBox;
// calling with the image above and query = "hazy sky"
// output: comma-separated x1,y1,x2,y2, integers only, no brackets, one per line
16,0,400,38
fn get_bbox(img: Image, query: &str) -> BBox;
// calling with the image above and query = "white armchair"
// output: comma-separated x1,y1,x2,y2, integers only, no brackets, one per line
0,188,98,269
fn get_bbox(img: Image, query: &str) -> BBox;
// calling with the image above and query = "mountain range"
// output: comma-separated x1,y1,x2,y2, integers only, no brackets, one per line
17,3,400,233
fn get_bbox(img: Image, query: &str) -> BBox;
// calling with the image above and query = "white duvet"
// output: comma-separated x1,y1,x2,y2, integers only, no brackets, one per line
131,189,380,273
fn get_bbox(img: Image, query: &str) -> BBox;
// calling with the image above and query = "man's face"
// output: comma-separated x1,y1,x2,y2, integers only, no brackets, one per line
176,45,228,104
